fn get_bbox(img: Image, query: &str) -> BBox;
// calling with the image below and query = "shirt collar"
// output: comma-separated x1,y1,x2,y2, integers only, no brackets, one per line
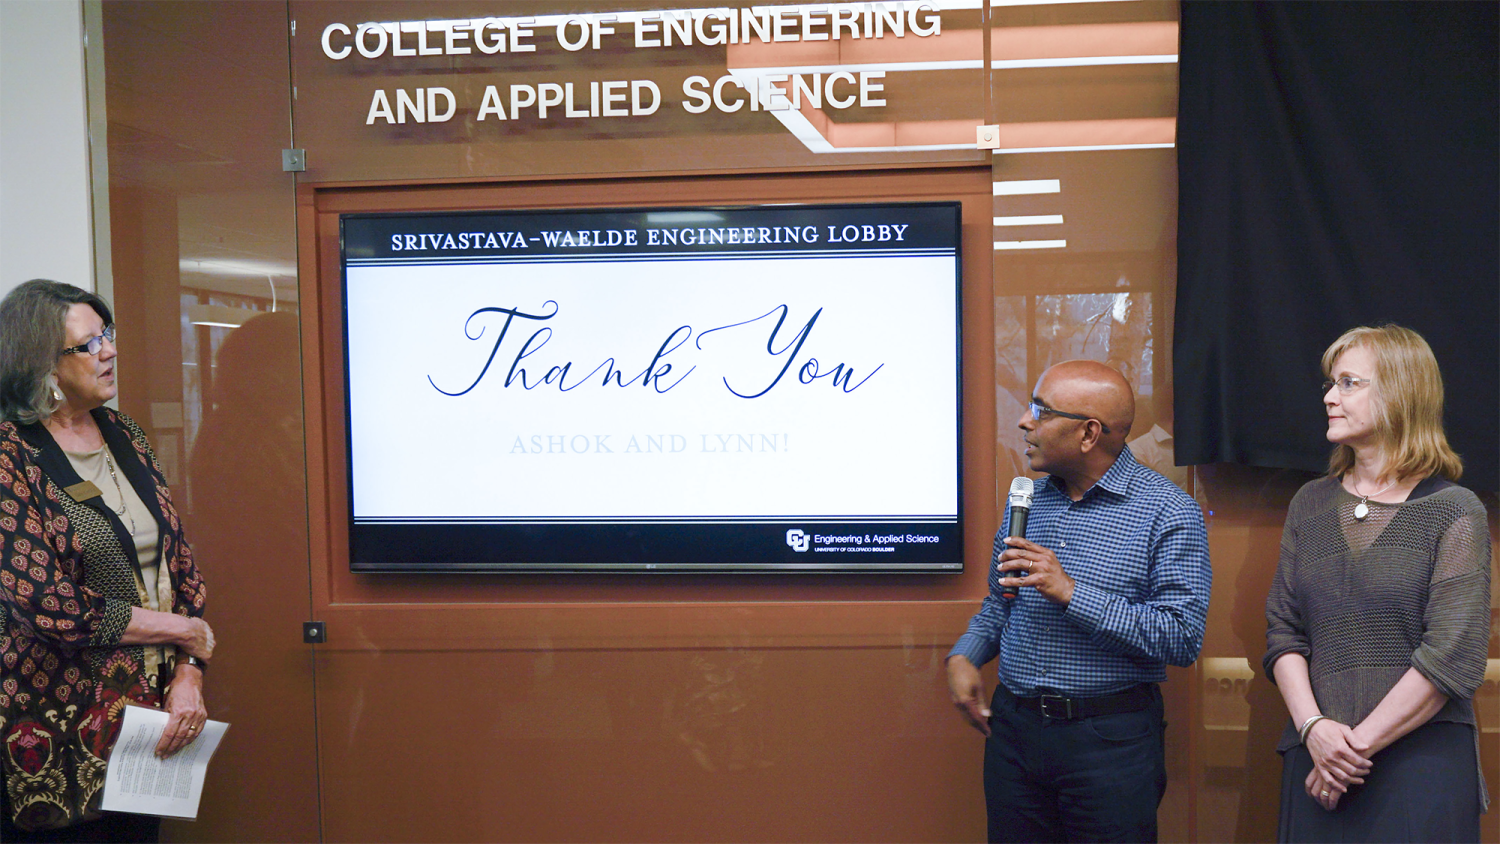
1043,446,1139,500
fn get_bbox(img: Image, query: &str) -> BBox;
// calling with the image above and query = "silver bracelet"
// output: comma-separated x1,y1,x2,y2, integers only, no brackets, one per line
1298,714,1327,744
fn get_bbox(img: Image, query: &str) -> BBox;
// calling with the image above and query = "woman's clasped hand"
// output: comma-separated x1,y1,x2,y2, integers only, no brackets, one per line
1301,718,1371,810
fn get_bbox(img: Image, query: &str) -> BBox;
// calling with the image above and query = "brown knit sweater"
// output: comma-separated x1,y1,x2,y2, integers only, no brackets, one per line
1264,475,1492,804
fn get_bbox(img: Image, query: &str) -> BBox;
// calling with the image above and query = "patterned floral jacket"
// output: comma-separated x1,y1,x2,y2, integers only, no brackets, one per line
0,409,206,831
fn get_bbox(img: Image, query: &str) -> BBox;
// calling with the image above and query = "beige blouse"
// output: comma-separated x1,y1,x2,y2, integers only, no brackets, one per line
63,445,169,678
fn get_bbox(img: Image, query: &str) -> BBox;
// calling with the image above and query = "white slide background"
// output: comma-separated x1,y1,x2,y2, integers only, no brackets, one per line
346,253,957,521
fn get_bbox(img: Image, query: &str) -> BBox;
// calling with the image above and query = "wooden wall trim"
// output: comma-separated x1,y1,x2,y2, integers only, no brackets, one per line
298,167,997,650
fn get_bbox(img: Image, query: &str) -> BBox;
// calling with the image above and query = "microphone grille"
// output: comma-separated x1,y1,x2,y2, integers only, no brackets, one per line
1008,476,1034,499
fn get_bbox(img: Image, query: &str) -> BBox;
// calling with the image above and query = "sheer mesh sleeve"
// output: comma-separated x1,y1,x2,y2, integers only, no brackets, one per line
1263,487,1313,681
1411,498,1491,701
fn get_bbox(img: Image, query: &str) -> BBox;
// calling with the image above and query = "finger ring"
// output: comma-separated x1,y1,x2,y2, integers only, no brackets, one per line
188,726,198,732
1320,791,1329,797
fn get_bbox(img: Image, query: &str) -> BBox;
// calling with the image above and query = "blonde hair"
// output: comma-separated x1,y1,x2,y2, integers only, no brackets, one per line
1322,324,1462,481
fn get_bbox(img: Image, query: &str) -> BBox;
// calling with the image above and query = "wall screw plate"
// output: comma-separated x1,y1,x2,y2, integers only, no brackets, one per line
303,621,326,644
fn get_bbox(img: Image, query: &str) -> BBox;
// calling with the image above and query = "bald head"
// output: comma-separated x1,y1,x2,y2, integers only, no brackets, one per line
1035,360,1135,454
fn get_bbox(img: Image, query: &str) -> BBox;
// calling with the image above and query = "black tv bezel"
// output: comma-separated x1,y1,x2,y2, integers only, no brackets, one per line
338,200,964,573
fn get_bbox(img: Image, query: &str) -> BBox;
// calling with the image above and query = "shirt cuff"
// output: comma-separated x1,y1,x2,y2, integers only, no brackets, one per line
89,597,135,647
947,633,997,668
1063,581,1109,634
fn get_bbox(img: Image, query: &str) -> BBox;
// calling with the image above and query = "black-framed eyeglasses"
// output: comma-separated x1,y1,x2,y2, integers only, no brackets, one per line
1028,399,1111,434
1322,376,1373,395
60,325,116,357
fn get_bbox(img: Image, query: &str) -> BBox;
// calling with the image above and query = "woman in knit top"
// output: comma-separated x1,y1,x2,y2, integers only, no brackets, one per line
1264,324,1491,842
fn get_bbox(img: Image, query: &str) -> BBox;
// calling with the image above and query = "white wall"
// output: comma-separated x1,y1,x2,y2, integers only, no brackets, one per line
0,0,95,296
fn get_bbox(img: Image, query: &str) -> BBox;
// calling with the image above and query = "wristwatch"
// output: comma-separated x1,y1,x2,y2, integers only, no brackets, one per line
182,655,209,673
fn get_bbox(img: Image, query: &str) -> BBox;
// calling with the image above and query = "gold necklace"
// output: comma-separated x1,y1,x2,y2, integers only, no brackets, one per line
1350,475,1398,521
102,449,137,534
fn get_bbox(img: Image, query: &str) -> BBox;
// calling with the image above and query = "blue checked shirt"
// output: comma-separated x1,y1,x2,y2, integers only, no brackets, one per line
949,447,1211,697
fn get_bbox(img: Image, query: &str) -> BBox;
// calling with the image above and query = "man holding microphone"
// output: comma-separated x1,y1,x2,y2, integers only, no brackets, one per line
946,360,1212,842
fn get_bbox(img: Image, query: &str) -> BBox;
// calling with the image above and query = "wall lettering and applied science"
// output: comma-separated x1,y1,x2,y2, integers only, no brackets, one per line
314,4,941,125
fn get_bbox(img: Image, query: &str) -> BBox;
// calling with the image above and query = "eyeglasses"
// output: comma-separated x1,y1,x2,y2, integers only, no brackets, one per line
1322,376,1373,395
60,325,116,357
1028,400,1111,435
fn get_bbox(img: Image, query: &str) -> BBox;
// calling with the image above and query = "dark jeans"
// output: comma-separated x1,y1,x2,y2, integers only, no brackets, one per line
984,684,1166,843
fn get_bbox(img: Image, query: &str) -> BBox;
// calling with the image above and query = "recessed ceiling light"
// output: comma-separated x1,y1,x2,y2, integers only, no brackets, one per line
991,0,1138,5
992,54,1177,69
993,179,1061,195
994,215,1065,226
993,143,1174,154
994,240,1067,250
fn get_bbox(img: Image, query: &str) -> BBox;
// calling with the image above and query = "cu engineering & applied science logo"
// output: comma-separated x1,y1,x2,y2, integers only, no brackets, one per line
785,529,810,552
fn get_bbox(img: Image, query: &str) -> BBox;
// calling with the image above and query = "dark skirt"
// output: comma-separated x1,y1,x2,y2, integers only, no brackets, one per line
0,810,158,843
1278,720,1480,843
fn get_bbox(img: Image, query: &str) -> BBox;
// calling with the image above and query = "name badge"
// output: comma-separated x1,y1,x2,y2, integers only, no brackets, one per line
64,480,103,502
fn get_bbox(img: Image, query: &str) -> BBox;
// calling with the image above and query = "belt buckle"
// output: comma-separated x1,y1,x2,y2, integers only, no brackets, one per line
1039,694,1073,720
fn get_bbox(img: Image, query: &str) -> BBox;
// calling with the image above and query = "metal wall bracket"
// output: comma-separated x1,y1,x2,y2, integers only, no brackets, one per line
303,621,326,644
976,125,1000,150
282,148,307,172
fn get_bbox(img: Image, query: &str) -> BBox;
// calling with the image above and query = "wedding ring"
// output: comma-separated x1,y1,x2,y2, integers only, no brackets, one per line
1320,791,1329,797
188,726,198,732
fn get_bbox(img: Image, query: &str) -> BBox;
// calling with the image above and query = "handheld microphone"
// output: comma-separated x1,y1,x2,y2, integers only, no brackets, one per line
1001,477,1034,599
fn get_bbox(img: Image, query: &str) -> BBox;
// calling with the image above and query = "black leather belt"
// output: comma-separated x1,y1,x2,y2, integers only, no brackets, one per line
1002,683,1154,721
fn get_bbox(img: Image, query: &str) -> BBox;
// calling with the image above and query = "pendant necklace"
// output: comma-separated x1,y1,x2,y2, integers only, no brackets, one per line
102,449,137,534
1350,476,1398,521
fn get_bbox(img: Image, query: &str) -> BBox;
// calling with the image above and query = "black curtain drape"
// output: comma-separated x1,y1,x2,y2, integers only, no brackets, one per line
1175,1,1498,490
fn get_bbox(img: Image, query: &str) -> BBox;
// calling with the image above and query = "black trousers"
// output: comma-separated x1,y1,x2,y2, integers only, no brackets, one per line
983,684,1167,843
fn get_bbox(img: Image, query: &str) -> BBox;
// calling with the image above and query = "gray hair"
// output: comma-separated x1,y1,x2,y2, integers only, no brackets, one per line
0,279,114,424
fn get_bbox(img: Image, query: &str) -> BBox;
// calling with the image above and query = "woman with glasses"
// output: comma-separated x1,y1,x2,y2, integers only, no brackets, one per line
0,280,214,842
1264,324,1490,842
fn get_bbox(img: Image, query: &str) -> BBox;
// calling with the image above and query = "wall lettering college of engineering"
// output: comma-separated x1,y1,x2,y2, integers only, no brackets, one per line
313,4,942,125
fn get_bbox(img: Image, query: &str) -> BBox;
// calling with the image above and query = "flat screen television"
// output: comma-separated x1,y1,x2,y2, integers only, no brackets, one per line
340,201,962,572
